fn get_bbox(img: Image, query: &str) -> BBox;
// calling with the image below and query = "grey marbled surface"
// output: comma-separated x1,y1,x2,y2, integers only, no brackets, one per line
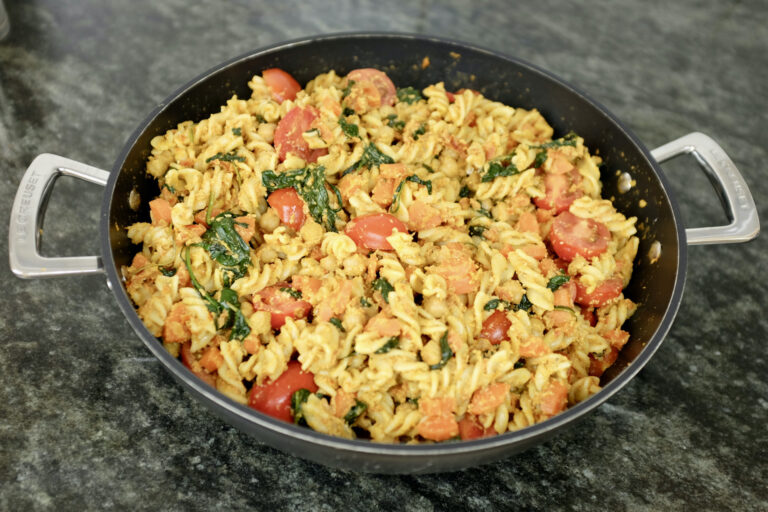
1,0,766,510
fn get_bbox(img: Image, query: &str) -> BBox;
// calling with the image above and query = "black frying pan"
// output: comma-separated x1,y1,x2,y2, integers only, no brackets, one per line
9,33,759,474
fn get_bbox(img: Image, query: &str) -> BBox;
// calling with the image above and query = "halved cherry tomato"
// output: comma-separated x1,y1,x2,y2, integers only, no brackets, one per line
549,211,610,262
347,68,396,106
274,106,328,162
458,415,496,440
180,342,217,387
253,283,313,330
479,310,511,345
344,213,408,251
248,361,318,422
575,277,623,307
533,171,583,213
262,68,301,103
267,187,306,230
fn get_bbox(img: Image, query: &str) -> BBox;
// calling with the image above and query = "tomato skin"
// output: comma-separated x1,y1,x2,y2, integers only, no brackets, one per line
458,416,496,440
274,106,328,162
549,211,611,262
344,213,408,251
253,283,313,330
575,277,623,307
347,68,396,106
262,68,301,103
267,188,306,230
248,361,318,422
533,171,583,213
479,310,512,345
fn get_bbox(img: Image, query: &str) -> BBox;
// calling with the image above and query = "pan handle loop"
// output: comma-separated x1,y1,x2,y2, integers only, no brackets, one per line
9,153,110,278
651,132,759,245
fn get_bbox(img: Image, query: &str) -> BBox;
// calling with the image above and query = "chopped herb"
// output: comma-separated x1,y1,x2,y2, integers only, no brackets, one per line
341,79,355,99
199,212,252,286
412,122,426,140
206,151,246,164
546,274,571,291
232,127,242,136
329,317,345,332
429,333,453,370
291,388,312,425
396,86,424,104
484,298,514,311
516,294,533,312
342,143,395,176
459,185,471,198
343,400,368,424
468,225,487,238
476,207,492,218
390,175,433,213
342,107,355,117
422,163,435,173
360,297,372,307
375,336,399,354
385,114,405,131
514,359,526,369
262,166,342,232
162,183,176,194
280,287,303,299
159,266,177,277
339,116,359,138
481,157,520,183
372,277,395,304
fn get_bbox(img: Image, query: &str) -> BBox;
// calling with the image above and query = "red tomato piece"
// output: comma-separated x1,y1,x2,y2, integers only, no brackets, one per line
533,171,583,213
549,211,611,262
262,68,301,103
458,415,497,440
180,342,217,387
589,346,620,377
253,283,313,330
575,277,623,307
248,361,318,422
274,106,328,162
479,310,512,345
347,68,396,106
267,187,306,230
446,91,455,103
580,306,597,326
344,213,408,251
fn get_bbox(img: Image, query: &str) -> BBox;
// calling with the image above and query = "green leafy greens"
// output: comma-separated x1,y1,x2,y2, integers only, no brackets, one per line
429,333,453,370
339,116,359,138
546,273,571,291
396,86,424,104
280,287,303,299
206,151,245,164
290,388,312,425
342,143,395,176
468,225,487,238
343,400,368,424
329,317,345,332
262,166,343,232
372,277,395,304
385,114,405,131
390,175,433,213
199,212,252,286
412,123,426,141
481,156,520,183
375,336,400,354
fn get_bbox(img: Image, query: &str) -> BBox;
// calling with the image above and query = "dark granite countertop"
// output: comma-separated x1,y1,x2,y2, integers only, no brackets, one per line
1,0,766,509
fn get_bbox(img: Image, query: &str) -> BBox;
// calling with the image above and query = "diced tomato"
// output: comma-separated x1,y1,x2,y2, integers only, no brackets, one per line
274,106,328,162
248,361,318,423
262,68,301,103
149,198,172,226
458,415,496,440
516,211,539,234
446,91,455,103
253,283,313,330
589,347,620,377
180,342,217,387
580,306,597,326
519,337,549,358
549,211,611,262
468,383,510,415
479,310,511,345
574,277,623,307
539,380,568,417
344,213,408,251
417,415,459,441
407,200,442,231
267,187,306,230
603,329,630,349
347,68,396,106
233,215,256,242
533,171,583,213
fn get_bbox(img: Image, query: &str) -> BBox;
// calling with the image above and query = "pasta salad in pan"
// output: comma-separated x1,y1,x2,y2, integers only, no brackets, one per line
122,67,638,443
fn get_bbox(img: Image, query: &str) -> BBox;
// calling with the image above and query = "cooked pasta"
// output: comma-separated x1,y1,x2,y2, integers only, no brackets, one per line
123,67,638,443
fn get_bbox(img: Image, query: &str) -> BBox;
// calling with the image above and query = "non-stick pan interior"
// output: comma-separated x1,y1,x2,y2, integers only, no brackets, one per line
102,33,685,472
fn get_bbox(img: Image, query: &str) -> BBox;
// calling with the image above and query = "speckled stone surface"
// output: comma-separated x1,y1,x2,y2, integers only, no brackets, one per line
1,0,766,509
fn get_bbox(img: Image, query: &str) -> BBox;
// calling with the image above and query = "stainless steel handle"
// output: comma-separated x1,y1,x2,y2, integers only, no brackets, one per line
651,132,760,245
9,153,110,278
